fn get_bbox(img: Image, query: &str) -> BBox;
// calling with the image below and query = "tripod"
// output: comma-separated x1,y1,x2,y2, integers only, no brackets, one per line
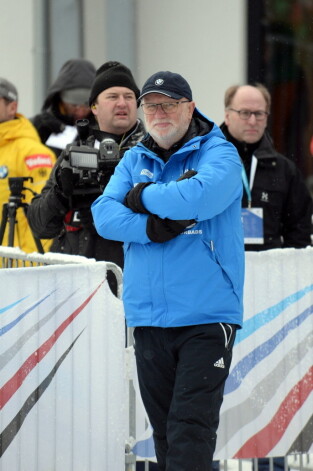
0,177,44,254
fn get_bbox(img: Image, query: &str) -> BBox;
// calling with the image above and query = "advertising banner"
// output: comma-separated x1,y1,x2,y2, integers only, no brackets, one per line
0,262,126,471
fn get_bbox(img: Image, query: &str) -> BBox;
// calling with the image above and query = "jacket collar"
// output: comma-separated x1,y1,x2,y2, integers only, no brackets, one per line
220,122,276,162
90,119,144,145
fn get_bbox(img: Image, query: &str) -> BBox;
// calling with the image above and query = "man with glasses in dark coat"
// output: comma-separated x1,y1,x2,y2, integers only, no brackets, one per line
220,83,312,251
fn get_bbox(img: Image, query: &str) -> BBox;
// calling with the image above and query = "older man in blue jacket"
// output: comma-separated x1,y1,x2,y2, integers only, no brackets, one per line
92,71,245,471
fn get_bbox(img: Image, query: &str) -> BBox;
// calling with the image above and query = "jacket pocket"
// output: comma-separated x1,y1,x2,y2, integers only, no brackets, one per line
219,322,237,350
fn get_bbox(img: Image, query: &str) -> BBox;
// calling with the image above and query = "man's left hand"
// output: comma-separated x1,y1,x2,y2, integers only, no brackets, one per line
146,215,196,243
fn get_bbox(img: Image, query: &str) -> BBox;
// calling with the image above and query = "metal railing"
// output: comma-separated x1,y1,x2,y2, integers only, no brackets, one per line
0,246,123,299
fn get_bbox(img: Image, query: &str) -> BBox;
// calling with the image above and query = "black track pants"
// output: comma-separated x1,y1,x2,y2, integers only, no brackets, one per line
134,323,236,471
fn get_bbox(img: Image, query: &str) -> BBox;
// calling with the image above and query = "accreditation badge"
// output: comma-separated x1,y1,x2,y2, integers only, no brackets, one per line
241,207,264,244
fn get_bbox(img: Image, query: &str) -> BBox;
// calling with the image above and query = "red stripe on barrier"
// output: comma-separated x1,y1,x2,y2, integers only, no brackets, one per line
0,281,104,409
234,366,313,458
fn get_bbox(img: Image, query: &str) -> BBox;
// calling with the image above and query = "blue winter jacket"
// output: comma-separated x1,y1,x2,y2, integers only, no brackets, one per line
91,110,245,328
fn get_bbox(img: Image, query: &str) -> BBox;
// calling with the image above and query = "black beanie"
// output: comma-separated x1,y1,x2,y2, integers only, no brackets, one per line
89,61,140,105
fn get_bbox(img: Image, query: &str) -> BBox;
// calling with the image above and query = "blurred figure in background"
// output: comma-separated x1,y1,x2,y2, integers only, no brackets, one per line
31,58,96,156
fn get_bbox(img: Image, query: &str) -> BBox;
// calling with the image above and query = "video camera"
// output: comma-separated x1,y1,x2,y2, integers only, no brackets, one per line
60,118,121,208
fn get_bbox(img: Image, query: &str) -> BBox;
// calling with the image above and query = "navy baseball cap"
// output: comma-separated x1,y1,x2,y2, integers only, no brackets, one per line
139,71,192,102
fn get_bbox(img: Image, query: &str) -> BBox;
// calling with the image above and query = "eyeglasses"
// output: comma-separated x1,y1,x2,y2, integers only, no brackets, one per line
141,101,190,115
228,108,269,121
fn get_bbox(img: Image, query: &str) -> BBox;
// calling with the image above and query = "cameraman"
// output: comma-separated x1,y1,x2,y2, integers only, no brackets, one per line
27,62,145,293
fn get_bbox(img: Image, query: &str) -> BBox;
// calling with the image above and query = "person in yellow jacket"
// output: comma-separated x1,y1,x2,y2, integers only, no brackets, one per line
0,77,56,253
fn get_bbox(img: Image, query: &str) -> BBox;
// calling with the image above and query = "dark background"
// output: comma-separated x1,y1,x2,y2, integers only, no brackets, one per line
247,0,313,192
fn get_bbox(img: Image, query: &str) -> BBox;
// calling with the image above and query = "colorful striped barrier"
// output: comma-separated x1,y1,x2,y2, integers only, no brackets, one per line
133,248,313,461
0,262,126,470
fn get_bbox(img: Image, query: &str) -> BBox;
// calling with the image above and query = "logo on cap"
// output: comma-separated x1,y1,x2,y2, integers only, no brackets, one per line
155,79,164,86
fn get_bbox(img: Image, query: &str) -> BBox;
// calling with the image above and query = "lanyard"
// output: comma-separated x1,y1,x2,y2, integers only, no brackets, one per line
241,155,258,209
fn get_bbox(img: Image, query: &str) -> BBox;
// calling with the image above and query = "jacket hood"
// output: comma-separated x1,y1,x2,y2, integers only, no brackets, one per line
192,107,215,136
0,113,40,146
43,59,96,110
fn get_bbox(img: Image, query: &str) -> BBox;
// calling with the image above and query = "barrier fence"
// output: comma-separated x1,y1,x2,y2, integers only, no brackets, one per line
132,247,313,471
0,246,312,470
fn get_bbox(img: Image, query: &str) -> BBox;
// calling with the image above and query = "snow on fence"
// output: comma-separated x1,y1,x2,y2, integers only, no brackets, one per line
0,246,312,471
0,247,123,299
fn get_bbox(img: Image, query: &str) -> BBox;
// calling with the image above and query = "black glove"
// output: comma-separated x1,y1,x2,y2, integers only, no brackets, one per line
147,215,196,243
145,171,197,242
124,182,153,213
176,170,197,181
55,166,76,198
32,111,65,143
124,172,197,214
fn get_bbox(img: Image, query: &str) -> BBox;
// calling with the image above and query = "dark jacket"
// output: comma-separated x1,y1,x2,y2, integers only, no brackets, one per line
30,59,96,155
27,119,146,270
220,123,312,250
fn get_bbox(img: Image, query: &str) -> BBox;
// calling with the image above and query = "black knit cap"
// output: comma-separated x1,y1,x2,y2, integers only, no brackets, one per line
89,61,140,105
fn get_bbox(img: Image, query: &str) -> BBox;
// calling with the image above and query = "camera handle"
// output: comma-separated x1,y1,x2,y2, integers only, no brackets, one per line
0,195,44,254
